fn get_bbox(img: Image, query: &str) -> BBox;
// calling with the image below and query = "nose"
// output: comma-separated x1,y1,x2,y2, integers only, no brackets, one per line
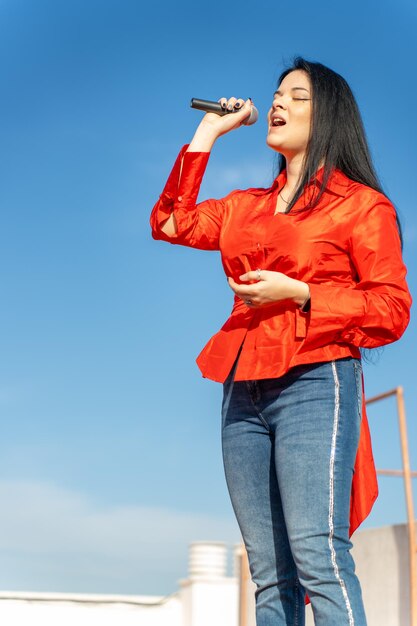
272,95,285,110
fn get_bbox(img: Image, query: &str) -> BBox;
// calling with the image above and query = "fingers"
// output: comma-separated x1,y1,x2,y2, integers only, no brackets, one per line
206,97,253,136
228,276,256,296
228,274,263,292
239,269,264,282
219,97,249,112
227,276,239,291
228,277,258,307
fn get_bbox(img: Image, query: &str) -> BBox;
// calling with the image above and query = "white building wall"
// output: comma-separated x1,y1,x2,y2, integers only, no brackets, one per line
0,594,182,626
0,542,238,626
180,578,238,626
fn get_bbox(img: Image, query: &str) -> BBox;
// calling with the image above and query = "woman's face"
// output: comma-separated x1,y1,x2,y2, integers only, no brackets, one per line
266,69,312,160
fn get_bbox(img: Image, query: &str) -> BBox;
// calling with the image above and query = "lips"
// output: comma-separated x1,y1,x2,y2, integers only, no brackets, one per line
269,113,287,128
270,114,286,127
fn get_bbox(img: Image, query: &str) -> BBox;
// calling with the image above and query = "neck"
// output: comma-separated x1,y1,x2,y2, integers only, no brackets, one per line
283,153,305,194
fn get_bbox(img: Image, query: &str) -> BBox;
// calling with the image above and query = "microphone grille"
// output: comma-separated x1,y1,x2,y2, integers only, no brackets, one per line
243,105,259,126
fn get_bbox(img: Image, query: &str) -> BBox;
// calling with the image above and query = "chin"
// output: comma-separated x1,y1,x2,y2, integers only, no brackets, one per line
266,135,284,152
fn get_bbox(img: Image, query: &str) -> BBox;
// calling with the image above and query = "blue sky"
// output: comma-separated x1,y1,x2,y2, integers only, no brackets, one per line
0,0,416,597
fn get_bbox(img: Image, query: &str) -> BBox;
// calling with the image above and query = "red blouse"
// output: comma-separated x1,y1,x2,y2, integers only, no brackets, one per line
150,144,412,533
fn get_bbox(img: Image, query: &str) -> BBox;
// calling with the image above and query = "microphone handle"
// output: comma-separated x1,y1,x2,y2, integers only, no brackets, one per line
190,98,228,116
190,97,258,126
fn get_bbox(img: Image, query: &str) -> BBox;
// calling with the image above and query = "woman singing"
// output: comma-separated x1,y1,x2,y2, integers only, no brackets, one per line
150,58,411,625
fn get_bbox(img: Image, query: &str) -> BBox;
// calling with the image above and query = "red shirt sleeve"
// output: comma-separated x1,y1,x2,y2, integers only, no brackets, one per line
150,145,226,250
298,196,412,350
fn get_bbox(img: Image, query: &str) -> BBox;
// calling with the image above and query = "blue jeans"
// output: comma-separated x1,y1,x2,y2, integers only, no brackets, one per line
221,358,367,626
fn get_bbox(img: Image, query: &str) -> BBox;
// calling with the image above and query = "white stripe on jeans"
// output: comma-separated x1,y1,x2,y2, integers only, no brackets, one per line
329,361,354,626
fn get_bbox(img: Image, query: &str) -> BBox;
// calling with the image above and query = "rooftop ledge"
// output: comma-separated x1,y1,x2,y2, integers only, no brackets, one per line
0,591,179,606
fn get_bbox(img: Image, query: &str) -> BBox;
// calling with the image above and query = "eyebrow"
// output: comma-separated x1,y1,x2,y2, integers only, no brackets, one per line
274,87,310,95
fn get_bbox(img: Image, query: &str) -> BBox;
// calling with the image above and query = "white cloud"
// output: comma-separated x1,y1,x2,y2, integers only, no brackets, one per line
0,480,240,596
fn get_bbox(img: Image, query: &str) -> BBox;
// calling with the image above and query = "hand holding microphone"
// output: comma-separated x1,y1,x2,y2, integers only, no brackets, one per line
191,97,258,126
187,97,257,152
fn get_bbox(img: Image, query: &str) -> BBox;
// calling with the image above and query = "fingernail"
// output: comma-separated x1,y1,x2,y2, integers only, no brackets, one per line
234,102,241,109
221,101,226,109
227,105,233,111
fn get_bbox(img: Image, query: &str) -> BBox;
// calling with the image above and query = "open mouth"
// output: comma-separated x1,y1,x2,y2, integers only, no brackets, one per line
271,116,286,127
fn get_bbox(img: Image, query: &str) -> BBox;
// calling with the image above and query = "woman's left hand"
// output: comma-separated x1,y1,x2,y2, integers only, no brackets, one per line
227,270,310,308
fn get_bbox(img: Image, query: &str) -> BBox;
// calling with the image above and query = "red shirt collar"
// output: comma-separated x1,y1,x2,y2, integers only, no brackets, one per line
248,167,350,199
277,167,350,197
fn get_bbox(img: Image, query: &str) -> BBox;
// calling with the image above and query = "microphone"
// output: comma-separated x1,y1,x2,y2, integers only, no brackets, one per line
190,98,258,126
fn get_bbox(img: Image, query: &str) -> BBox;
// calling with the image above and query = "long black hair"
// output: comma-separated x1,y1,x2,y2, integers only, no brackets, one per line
276,57,403,242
